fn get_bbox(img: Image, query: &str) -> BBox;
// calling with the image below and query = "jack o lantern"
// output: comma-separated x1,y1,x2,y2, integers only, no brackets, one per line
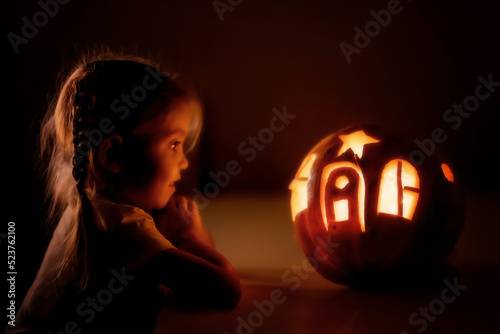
289,125,465,287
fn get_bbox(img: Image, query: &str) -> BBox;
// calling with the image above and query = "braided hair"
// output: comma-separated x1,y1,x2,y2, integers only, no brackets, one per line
71,66,100,289
72,69,94,192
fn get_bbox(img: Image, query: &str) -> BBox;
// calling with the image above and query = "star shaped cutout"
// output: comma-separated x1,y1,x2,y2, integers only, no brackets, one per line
337,130,380,158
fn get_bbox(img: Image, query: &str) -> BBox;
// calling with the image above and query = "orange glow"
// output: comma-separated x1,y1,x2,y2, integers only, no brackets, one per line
320,162,366,232
441,163,454,182
333,199,349,221
335,175,349,189
377,159,419,220
289,154,317,222
337,130,380,158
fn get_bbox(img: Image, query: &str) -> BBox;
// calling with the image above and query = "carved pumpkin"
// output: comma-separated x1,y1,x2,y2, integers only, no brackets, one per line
289,125,465,287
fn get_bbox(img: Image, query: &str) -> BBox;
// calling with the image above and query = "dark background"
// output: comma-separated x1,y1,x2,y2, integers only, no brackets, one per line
2,0,499,327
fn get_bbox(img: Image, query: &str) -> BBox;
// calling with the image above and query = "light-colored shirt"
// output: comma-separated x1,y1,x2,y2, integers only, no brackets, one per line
6,194,174,333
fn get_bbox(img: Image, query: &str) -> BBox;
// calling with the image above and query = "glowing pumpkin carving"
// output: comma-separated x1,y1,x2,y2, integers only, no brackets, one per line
289,125,465,287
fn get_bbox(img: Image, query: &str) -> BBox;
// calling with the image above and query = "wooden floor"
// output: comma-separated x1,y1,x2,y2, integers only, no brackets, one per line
154,191,500,334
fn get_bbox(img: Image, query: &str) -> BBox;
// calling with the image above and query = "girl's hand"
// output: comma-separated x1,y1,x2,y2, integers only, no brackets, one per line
153,196,214,247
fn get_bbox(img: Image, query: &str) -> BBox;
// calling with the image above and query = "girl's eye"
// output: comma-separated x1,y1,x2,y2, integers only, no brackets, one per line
170,141,182,151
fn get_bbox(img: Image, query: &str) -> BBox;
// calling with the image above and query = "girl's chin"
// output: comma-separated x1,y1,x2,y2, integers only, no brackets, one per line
164,187,176,203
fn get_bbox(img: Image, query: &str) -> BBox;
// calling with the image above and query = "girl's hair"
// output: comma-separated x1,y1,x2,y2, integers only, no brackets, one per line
39,50,202,291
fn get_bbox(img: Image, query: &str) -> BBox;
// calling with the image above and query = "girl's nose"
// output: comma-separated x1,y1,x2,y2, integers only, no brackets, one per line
180,153,189,170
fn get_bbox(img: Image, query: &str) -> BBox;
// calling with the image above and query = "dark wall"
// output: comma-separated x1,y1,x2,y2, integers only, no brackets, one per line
3,0,500,307
5,0,500,196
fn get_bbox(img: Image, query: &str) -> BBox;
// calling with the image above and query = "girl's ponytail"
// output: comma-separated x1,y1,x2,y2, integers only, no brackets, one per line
39,62,100,291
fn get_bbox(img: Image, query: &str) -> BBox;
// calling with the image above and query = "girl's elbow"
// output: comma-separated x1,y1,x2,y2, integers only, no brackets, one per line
219,277,241,309
208,272,241,309
183,269,241,309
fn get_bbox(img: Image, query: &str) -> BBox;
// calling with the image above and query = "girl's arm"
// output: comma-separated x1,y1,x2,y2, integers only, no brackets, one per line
148,196,241,309
142,242,241,309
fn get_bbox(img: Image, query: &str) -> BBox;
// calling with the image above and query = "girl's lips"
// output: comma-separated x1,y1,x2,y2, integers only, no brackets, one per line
169,178,180,187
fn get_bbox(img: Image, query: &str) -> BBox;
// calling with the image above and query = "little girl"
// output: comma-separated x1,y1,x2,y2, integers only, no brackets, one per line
7,52,240,334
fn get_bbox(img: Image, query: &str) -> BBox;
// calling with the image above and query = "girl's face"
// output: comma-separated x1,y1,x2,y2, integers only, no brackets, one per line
120,99,195,212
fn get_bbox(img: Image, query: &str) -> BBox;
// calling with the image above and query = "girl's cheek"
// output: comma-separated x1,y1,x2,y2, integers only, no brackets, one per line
122,143,156,185
162,153,177,176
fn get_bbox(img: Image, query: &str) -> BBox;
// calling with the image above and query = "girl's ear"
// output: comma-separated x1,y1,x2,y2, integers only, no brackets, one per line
97,134,123,173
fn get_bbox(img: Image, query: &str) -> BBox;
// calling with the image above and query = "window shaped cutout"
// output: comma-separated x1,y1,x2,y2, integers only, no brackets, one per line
289,154,317,222
377,159,419,220
321,162,366,232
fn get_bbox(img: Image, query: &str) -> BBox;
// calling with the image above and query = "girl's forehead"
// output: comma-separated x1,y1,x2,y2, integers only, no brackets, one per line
156,100,194,135
133,98,198,140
